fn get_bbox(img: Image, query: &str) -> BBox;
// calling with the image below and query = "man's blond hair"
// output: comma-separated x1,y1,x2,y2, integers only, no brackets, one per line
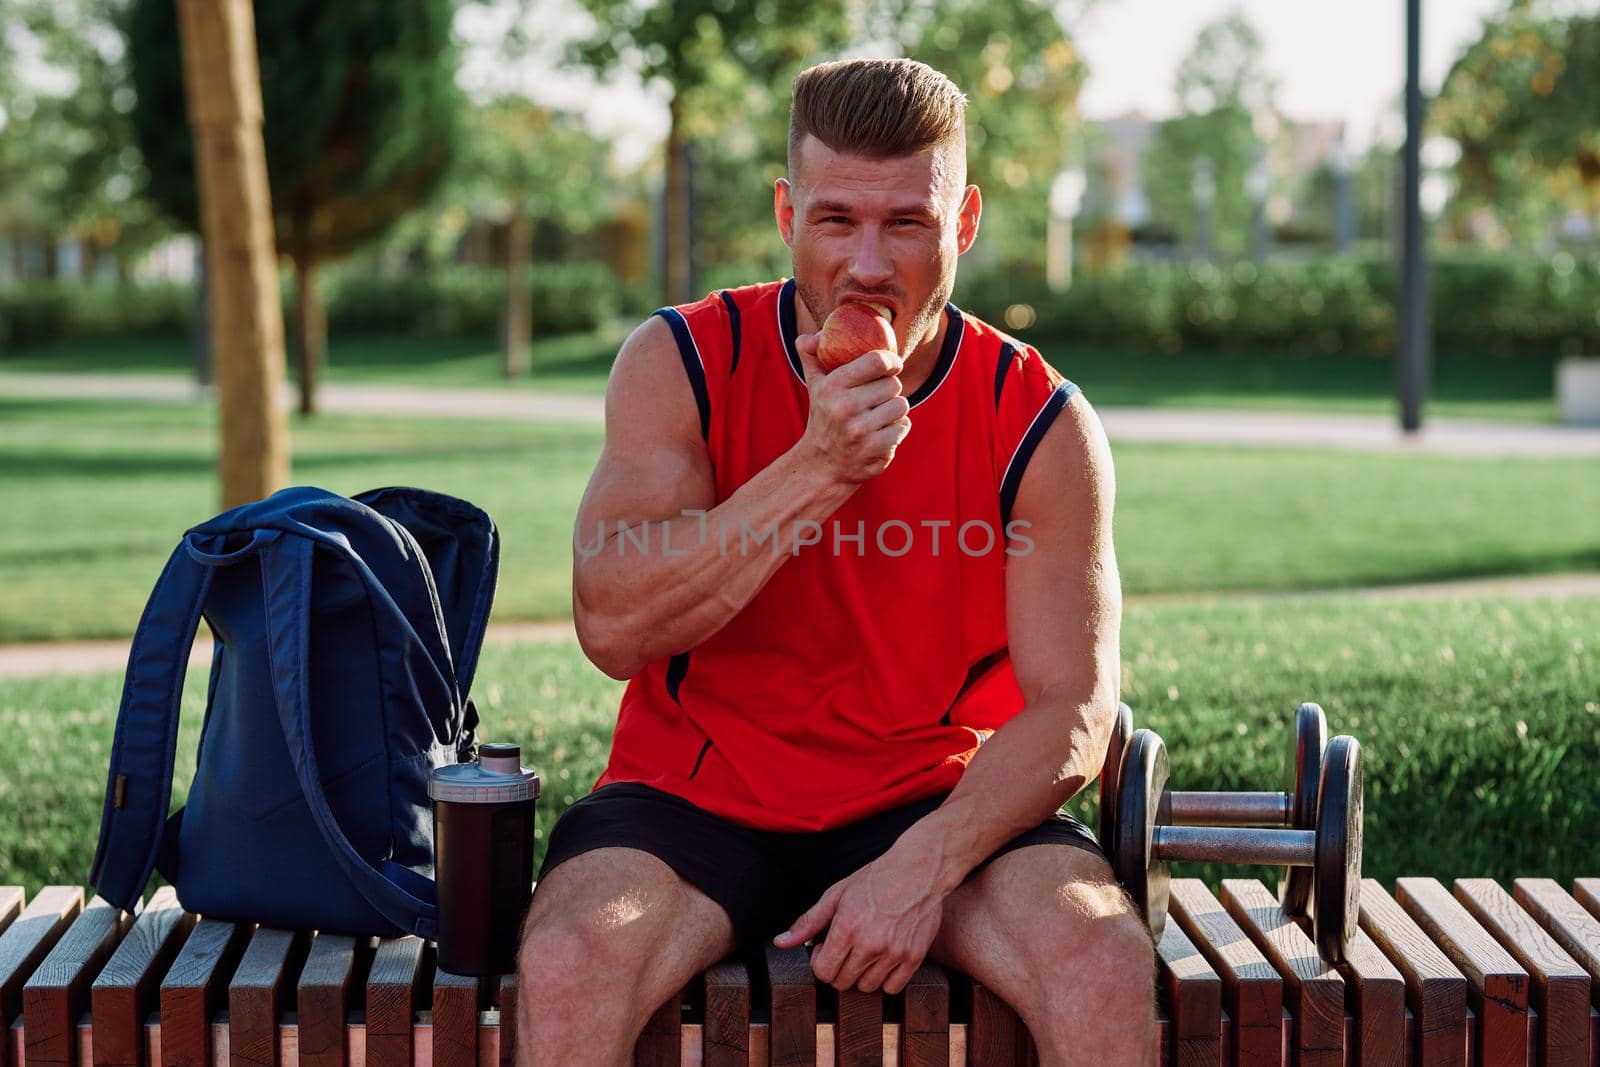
788,58,967,179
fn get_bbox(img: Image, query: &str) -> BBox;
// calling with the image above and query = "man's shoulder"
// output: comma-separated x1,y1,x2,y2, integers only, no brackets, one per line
662,278,788,319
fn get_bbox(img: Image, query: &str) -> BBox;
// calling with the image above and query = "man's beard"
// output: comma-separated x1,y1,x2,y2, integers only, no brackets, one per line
794,273,952,361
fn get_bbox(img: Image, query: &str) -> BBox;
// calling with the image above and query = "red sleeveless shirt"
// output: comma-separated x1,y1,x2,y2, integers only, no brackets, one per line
592,278,1079,831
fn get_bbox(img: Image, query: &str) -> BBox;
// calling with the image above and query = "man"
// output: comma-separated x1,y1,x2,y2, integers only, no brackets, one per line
518,58,1154,1065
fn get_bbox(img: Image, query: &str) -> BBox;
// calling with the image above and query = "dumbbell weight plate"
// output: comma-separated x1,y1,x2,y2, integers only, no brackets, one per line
1098,701,1135,853
1312,734,1363,963
1280,702,1328,913
1113,728,1171,941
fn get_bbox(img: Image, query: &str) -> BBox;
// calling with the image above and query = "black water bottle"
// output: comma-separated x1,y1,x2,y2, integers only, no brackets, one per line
429,743,541,976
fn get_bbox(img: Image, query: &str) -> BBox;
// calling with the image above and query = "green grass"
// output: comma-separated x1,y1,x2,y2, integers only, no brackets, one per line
1,327,1563,420
3,594,1594,894
2,395,1597,643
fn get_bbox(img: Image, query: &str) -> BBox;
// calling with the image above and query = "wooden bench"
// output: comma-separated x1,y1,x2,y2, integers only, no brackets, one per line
2,876,1597,1065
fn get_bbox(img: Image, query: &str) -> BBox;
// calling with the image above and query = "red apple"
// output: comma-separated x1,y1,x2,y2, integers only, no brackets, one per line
816,301,896,372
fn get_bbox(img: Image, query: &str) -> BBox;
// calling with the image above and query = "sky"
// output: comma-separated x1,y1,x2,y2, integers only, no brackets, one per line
456,0,1567,167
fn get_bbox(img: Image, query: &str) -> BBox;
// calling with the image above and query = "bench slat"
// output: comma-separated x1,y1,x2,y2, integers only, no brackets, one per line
967,979,1026,1066
636,980,684,1066
497,972,518,1067
158,918,250,1067
228,927,308,1067
23,896,130,1067
1576,881,1600,925
297,934,361,1067
365,935,423,1067
1456,878,1592,1067
0,890,22,940
902,962,949,1067
1514,879,1600,999
765,944,815,1065
1396,876,1530,1067
431,963,478,1067
702,958,749,1067
1220,879,1344,1067
1319,918,1404,1067
837,985,884,1066
1169,878,1284,1067
1156,918,1222,1067
89,886,191,1067
0,886,83,1067
1357,879,1466,1066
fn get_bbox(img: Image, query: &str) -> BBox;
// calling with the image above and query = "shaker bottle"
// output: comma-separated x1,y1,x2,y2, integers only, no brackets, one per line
429,743,541,976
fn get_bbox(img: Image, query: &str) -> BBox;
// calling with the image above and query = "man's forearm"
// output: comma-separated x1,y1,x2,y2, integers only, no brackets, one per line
901,685,1114,895
575,443,857,676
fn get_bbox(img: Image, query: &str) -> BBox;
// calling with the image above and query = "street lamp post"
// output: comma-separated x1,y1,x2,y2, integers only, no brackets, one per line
1398,0,1429,433
1048,167,1087,291
1247,151,1270,264
1191,155,1215,262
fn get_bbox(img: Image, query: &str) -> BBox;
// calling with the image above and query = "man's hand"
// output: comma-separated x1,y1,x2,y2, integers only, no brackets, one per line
772,836,946,995
794,330,911,484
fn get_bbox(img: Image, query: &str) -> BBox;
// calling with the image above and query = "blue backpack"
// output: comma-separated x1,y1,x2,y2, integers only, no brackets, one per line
89,485,498,940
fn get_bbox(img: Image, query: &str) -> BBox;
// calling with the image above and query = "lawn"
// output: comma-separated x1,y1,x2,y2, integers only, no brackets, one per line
2,395,1597,642
1,326,1564,422
2,593,1593,895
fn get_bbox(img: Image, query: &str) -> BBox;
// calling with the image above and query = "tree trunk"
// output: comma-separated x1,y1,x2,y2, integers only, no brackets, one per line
664,94,692,305
175,0,289,508
292,248,324,416
503,203,531,378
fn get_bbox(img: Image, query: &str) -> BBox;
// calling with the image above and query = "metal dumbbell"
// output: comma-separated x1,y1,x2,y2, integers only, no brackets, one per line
1111,726,1364,963
1098,702,1328,912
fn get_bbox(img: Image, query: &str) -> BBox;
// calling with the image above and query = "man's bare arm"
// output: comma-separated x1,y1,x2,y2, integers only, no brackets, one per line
573,316,910,679
898,392,1122,888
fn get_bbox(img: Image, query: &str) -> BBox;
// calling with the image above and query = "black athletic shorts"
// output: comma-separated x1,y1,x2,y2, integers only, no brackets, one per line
537,782,1106,951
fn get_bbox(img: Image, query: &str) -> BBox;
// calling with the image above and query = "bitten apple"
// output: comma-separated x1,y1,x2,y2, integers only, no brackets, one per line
816,302,896,372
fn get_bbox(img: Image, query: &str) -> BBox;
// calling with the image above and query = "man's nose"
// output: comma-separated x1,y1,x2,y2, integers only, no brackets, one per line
847,227,894,287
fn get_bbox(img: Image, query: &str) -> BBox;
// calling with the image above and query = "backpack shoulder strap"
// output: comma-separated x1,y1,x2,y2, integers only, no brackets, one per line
88,529,274,908
259,532,441,940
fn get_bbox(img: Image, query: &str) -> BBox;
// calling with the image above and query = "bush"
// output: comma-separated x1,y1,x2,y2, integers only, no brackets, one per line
954,250,1600,357
0,282,192,349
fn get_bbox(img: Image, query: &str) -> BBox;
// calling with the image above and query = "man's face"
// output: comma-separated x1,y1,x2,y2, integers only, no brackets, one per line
776,134,981,357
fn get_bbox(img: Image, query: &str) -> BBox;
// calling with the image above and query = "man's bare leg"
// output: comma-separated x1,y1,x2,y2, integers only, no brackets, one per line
515,847,738,1067
928,844,1156,1066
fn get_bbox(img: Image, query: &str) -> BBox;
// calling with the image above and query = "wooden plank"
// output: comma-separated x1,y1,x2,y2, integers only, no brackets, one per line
90,886,193,1067
365,936,424,1067
296,934,360,1067
0,890,23,939
0,886,83,1060
1155,919,1222,1067
901,962,949,1067
764,945,815,1066
701,958,749,1067
22,896,131,1067
1169,878,1283,1067
634,981,683,1067
1515,879,1600,993
1323,920,1405,1067
1359,879,1467,1067
431,964,478,1067
227,926,307,1067
1576,881,1600,924
158,918,249,1067
1221,879,1345,1067
835,986,884,1067
968,979,1025,1067
1458,878,1592,1067
1397,876,1530,1067
498,972,518,1067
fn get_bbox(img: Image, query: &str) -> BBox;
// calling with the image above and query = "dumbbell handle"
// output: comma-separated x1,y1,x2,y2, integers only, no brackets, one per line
1168,791,1292,827
1151,826,1316,866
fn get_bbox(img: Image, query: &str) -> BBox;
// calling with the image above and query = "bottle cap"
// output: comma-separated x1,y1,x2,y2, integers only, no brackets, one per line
428,744,540,804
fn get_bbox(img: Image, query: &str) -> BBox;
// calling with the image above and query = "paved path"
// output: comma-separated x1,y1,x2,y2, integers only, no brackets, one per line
4,572,1596,681
7,370,1600,456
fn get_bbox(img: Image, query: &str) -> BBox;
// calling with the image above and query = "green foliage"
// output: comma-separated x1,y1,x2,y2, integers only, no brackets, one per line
123,0,461,261
0,281,192,347
954,250,1600,357
1,595,1595,889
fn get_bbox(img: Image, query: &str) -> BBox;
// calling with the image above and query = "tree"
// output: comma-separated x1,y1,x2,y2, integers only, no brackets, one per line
568,0,858,303
460,100,616,376
1141,10,1277,259
125,0,461,414
1433,5,1600,244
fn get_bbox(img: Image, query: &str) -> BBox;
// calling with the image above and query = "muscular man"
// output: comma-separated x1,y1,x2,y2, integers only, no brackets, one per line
518,57,1155,1065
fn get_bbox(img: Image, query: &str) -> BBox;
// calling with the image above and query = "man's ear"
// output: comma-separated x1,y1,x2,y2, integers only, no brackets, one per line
955,184,982,254
775,178,796,248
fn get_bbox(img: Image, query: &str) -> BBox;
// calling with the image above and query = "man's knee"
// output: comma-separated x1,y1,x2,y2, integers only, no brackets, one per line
1033,876,1156,1007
